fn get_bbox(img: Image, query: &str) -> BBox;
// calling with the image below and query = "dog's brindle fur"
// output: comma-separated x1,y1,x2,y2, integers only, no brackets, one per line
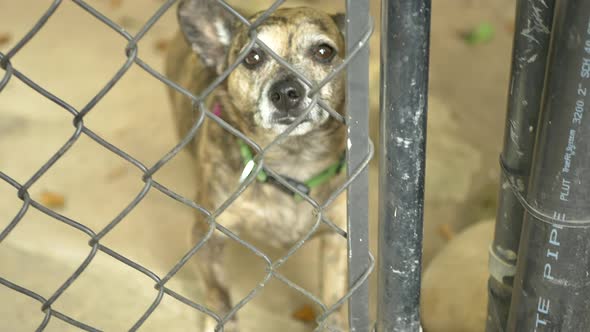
166,1,348,330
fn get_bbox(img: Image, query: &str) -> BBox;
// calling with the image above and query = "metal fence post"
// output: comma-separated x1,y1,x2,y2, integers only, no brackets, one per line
376,0,431,331
346,0,372,331
486,0,555,330
506,0,590,330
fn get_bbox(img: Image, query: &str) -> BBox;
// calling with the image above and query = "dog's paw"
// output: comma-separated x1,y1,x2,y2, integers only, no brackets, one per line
220,320,238,332
202,315,217,332
318,314,346,332
202,316,238,332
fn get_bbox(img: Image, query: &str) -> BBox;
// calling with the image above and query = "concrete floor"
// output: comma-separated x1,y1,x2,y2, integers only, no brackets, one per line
1,0,515,331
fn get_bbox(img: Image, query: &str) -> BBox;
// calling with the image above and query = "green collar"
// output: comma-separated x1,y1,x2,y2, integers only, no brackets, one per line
237,139,346,199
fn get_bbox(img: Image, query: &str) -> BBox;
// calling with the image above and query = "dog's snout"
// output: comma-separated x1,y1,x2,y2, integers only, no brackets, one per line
269,78,305,112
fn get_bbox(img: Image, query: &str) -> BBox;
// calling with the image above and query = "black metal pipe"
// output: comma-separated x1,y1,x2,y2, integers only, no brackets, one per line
376,0,430,331
506,0,590,330
486,0,555,330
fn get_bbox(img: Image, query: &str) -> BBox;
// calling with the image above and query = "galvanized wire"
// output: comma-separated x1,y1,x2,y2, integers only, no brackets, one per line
0,0,374,331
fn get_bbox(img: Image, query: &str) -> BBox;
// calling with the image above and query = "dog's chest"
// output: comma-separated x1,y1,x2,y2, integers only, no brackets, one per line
195,111,343,248
204,156,337,248
228,185,319,247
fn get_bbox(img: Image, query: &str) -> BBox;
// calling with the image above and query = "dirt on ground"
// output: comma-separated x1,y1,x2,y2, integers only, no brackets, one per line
0,0,515,331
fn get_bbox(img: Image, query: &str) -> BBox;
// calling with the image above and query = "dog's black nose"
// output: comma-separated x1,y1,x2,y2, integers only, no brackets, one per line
269,77,305,112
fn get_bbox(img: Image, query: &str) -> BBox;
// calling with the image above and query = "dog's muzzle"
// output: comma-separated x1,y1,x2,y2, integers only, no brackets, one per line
268,76,306,124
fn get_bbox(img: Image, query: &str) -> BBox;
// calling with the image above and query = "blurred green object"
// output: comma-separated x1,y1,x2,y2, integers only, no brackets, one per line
464,22,495,45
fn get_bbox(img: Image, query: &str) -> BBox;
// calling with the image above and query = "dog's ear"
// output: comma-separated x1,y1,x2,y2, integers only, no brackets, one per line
331,13,346,36
178,0,236,73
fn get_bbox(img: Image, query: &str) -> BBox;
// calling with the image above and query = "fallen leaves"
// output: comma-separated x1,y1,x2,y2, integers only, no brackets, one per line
461,23,495,46
292,304,316,323
40,191,65,209
0,33,12,47
437,223,455,241
106,165,128,181
154,38,169,53
110,0,123,10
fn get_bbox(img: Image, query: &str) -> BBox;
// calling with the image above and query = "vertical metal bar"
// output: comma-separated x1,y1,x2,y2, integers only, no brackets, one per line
376,0,430,331
507,0,590,330
346,0,371,331
486,0,555,330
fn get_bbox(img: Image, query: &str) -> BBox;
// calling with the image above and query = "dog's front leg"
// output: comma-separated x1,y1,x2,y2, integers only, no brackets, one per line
319,195,349,332
319,233,348,331
192,223,238,332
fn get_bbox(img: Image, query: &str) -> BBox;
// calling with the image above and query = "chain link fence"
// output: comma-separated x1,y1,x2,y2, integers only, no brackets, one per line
0,0,374,331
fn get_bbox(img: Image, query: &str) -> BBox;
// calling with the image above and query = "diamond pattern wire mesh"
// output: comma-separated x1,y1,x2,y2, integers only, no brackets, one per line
0,0,374,331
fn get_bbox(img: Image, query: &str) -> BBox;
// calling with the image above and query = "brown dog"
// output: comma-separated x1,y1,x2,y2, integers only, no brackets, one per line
165,1,348,330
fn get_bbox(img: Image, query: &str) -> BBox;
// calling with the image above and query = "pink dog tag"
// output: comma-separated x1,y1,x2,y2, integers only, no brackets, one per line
212,102,222,117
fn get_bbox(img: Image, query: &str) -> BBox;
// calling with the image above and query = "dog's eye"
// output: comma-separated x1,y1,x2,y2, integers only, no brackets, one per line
312,44,336,63
243,49,265,69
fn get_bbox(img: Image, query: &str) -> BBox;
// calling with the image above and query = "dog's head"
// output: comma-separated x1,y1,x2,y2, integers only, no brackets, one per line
178,1,345,137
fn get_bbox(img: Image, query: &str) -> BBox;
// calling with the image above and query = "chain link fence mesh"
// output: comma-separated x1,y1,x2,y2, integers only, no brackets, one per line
0,0,374,331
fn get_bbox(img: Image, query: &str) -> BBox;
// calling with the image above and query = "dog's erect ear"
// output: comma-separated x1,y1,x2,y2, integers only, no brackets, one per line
178,0,236,73
331,13,346,36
